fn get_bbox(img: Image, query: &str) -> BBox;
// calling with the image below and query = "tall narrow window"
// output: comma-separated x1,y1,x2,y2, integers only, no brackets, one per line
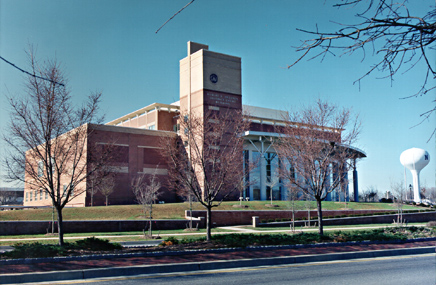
37,161,44,177
290,165,296,180
63,185,67,197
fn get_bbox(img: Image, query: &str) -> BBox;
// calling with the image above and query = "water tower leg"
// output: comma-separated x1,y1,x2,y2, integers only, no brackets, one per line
412,169,422,203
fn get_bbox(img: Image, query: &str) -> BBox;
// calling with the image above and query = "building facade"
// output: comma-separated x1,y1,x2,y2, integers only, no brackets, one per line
23,42,365,207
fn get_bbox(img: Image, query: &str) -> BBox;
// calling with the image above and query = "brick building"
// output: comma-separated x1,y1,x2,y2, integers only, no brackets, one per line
23,42,365,207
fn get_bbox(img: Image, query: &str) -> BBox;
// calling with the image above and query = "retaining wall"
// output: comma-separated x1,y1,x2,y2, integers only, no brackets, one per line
186,209,424,226
256,211,436,228
0,218,205,235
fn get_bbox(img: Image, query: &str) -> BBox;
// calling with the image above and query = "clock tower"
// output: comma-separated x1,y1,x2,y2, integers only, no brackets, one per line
179,41,242,116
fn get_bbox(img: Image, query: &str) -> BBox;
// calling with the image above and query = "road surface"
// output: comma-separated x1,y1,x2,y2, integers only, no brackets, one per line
51,253,436,285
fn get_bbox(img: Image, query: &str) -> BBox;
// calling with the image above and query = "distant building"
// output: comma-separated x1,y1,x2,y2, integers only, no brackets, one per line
0,187,24,205
23,42,365,207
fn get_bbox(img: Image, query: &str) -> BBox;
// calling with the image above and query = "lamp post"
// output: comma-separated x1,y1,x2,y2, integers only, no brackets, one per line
408,184,413,202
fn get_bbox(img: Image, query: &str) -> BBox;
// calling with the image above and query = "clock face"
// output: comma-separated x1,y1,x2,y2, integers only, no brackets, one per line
210,73,218,84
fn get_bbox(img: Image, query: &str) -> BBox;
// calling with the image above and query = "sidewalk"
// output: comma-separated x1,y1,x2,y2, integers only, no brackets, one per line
0,238,434,284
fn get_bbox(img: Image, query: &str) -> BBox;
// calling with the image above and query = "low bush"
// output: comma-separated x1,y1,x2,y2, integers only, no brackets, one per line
160,236,179,246
332,228,407,243
211,233,332,248
180,237,198,244
211,226,431,248
2,242,65,259
74,237,122,251
1,237,121,259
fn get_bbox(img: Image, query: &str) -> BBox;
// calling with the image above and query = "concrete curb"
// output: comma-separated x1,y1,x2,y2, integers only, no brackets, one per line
0,246,434,284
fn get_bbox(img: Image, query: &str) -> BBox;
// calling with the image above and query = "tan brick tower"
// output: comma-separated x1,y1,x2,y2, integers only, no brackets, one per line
179,41,242,116
179,42,243,198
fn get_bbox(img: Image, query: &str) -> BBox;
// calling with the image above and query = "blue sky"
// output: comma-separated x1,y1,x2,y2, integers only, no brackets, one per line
1,0,435,194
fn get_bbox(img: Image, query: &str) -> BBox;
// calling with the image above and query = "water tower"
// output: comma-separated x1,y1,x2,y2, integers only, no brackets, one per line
400,148,430,203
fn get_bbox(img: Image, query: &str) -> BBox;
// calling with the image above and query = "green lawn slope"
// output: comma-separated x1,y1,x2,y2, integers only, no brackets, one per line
0,201,427,221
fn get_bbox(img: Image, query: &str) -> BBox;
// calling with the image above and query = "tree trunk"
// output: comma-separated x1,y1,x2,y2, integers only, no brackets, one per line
206,206,212,241
51,206,55,234
307,207,311,227
316,199,323,235
91,193,94,207
56,206,64,246
189,195,193,229
105,196,108,206
149,204,153,237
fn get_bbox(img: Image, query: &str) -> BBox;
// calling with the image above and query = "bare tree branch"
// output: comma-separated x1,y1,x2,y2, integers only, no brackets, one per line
131,167,162,237
275,99,362,235
2,49,110,246
155,0,195,34
290,1,436,136
0,55,65,86
160,109,251,240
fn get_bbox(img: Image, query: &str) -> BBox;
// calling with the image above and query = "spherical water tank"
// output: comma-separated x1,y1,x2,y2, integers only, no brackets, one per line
400,148,430,171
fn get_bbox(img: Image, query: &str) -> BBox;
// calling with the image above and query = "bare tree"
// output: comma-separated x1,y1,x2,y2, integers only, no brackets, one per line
286,182,302,232
304,193,315,227
391,180,406,225
266,174,280,207
184,188,197,230
161,109,249,241
2,50,109,246
426,187,436,202
236,173,252,208
131,168,162,238
360,185,379,202
0,189,21,205
87,171,100,207
275,99,361,235
290,1,436,137
98,175,115,206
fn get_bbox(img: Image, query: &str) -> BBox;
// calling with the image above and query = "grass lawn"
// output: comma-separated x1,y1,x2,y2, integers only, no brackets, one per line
0,222,432,246
2,226,435,259
0,227,237,246
0,201,429,221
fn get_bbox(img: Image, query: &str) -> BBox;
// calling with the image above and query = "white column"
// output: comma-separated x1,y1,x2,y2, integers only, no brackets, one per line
249,150,254,201
260,138,267,201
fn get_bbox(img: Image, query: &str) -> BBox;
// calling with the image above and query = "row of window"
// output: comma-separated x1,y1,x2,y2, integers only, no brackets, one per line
25,189,48,202
25,185,74,202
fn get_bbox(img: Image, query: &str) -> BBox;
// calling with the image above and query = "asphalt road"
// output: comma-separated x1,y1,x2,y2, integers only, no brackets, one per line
52,254,436,285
